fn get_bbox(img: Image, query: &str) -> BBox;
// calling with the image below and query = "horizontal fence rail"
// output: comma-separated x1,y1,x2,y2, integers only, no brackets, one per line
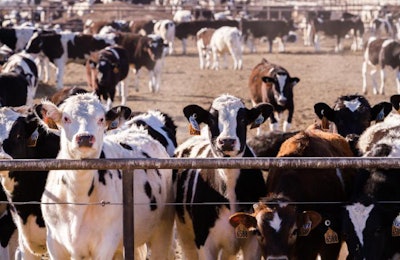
2,157,400,259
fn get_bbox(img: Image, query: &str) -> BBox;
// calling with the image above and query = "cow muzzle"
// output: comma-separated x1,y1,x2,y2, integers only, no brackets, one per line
277,95,287,106
76,134,95,148
266,256,289,260
217,138,237,152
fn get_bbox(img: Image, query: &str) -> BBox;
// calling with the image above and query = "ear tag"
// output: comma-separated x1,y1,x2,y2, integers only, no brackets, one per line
250,114,265,129
235,223,249,239
110,120,119,130
324,228,339,244
27,128,39,147
298,220,312,236
392,214,400,237
189,114,200,135
113,67,119,74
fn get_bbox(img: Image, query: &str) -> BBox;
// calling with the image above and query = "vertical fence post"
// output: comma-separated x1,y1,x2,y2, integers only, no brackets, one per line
123,169,134,259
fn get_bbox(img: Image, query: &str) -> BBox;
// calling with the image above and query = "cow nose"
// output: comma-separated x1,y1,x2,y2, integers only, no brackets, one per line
218,138,236,151
76,134,95,148
266,256,288,260
278,95,287,105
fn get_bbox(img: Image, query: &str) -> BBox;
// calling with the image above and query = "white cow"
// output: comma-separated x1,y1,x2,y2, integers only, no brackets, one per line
40,93,175,260
210,26,243,70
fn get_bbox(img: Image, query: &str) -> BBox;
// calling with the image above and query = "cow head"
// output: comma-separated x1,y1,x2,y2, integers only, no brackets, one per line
314,95,392,137
229,195,322,259
183,94,273,157
88,48,121,89
262,68,299,107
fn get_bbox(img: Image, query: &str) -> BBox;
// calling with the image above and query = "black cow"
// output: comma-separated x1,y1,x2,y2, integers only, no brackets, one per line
240,19,297,53
248,58,300,134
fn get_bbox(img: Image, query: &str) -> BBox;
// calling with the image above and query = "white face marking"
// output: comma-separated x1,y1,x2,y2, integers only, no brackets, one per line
276,74,288,98
343,98,361,112
346,203,374,246
270,211,282,232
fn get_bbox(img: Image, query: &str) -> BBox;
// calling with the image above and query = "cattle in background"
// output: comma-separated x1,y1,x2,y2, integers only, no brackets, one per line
231,123,356,259
240,19,297,53
362,37,400,95
173,9,193,23
153,19,176,55
175,19,239,54
209,26,242,70
248,58,300,134
175,94,273,259
86,45,129,109
0,27,36,53
369,16,395,39
314,94,392,138
1,51,38,106
40,93,175,259
129,19,156,35
25,30,115,90
344,109,400,259
196,27,215,69
83,19,131,34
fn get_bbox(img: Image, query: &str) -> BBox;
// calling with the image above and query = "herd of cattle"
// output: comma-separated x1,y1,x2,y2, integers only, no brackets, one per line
0,5,400,260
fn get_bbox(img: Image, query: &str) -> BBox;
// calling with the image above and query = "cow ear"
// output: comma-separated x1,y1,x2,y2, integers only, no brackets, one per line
183,105,209,125
248,103,273,129
105,106,132,130
314,102,335,121
37,102,61,129
297,211,322,236
290,77,300,86
261,76,275,84
371,102,392,122
390,94,400,112
229,212,257,229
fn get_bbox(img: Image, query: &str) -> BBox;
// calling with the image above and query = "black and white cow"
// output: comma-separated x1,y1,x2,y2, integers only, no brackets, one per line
40,93,175,259
153,19,176,55
86,45,129,109
0,27,36,53
175,94,273,259
248,58,300,134
1,51,38,106
240,19,297,53
344,109,400,259
362,37,400,95
24,30,115,90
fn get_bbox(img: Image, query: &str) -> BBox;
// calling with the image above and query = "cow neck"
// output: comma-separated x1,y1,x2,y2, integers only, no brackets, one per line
217,167,241,213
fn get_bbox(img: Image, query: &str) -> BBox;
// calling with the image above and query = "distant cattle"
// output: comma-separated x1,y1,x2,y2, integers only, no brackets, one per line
209,26,242,70
154,19,176,55
25,30,115,90
0,27,36,52
173,9,193,23
196,27,215,69
362,37,400,95
175,94,273,259
83,19,131,34
86,45,129,109
248,58,300,134
240,19,297,53
344,108,400,259
231,124,356,259
369,17,395,39
129,19,156,35
175,20,239,54
40,93,175,259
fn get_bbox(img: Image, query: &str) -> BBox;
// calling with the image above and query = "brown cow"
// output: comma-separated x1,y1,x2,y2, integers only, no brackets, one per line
196,27,215,69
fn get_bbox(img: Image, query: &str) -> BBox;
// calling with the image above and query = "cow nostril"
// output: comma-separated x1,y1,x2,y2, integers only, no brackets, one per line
218,138,236,151
76,135,95,148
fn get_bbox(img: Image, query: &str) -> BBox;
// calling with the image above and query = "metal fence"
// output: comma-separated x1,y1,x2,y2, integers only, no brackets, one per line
2,157,400,259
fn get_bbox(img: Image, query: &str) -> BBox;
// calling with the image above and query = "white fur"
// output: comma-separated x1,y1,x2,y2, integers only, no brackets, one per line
210,26,243,70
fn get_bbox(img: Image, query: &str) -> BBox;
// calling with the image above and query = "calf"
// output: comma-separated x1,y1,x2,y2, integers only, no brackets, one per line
240,19,297,53
248,58,300,134
153,19,176,55
344,111,400,259
210,26,242,70
196,27,215,69
0,27,36,53
86,45,129,109
175,94,273,259
362,37,400,95
1,51,38,106
231,124,356,259
40,93,175,259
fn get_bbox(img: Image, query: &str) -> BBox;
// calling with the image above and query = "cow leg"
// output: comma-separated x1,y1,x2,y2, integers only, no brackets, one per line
269,114,279,132
212,49,219,70
396,67,400,94
53,59,64,90
132,67,140,92
285,109,294,132
370,68,379,95
277,37,285,52
182,38,187,55
197,40,206,69
120,79,128,105
268,39,273,53
361,61,369,94
379,66,386,95
314,33,320,52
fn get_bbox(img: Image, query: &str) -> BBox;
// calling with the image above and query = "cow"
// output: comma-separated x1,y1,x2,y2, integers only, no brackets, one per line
362,37,400,95
174,94,273,259
209,26,242,70
83,19,131,34
313,94,393,138
129,19,156,35
369,17,395,39
248,58,300,134
344,110,400,259
86,45,129,109
310,15,364,52
24,30,115,90
240,19,297,53
196,27,215,69
247,130,299,158
153,19,176,55
0,26,36,53
40,93,175,259
231,123,356,259
175,20,239,54
173,9,193,23
1,51,39,106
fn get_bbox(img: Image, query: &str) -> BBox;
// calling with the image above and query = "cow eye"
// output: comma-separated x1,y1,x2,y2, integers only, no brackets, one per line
291,228,298,237
63,116,71,124
98,117,105,125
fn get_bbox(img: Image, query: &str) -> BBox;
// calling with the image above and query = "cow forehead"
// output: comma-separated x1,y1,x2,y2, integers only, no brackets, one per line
346,202,374,246
342,98,362,112
211,95,245,112
60,94,105,118
0,108,23,142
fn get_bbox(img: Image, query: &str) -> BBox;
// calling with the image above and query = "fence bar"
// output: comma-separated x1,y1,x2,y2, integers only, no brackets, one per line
122,170,134,260
1,157,400,170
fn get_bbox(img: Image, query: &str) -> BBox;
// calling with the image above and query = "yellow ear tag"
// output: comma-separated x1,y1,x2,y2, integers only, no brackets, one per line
235,223,248,239
189,114,200,135
392,214,400,237
299,220,312,236
324,228,339,244
113,67,119,74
